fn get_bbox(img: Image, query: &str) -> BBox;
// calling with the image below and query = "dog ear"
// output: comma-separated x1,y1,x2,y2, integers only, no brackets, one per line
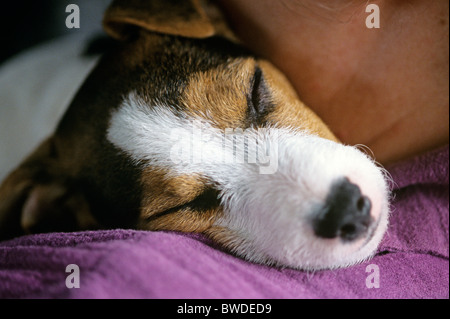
0,138,98,240
103,0,217,40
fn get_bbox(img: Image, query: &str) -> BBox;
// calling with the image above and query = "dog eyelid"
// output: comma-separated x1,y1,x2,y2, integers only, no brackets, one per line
247,66,273,124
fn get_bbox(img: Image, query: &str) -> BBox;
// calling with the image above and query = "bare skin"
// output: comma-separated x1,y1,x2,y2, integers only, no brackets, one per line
218,0,449,165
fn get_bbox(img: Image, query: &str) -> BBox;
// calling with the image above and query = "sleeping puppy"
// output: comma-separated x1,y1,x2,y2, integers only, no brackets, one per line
0,0,390,270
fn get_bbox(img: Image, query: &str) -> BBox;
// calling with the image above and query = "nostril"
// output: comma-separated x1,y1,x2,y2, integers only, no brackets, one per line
339,222,370,241
357,197,366,211
339,223,358,240
357,196,371,215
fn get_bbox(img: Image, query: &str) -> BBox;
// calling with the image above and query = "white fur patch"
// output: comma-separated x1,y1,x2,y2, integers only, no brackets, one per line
107,92,390,270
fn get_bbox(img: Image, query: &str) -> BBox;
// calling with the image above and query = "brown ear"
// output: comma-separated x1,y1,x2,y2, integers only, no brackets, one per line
103,0,216,40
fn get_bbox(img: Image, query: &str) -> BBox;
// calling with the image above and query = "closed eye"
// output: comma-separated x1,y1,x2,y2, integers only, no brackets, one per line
144,188,220,223
246,66,274,126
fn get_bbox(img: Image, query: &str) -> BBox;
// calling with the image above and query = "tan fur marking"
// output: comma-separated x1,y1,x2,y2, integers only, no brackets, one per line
180,58,255,129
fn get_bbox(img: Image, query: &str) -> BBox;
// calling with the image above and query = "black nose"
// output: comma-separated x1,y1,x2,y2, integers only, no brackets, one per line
313,178,373,241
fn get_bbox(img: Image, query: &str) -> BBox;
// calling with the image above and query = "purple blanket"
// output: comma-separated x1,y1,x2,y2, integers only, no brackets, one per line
0,146,448,299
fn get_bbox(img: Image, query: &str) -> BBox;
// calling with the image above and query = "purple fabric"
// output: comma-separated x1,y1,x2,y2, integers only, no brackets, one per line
0,146,448,299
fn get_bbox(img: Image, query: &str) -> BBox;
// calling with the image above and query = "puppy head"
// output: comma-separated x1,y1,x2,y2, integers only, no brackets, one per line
0,0,390,270
103,0,390,269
